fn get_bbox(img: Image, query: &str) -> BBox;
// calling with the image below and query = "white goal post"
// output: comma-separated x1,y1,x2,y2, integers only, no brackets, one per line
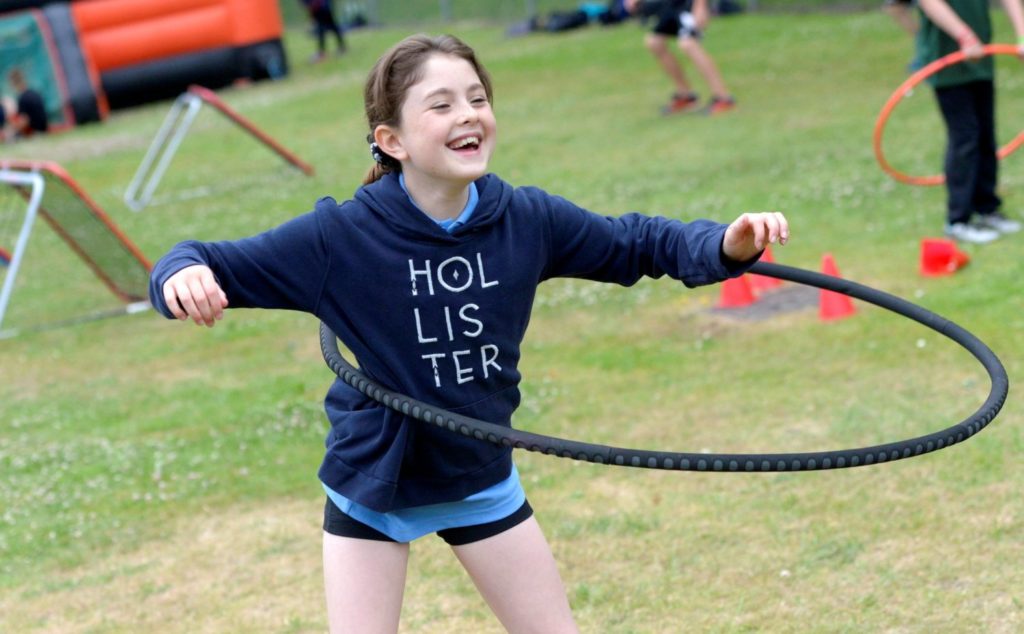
0,168,45,331
124,84,315,212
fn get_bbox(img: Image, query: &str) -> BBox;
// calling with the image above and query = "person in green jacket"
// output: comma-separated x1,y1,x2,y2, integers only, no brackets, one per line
917,0,1024,243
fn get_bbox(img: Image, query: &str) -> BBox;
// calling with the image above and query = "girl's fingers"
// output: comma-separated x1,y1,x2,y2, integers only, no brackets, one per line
163,284,188,320
725,211,790,260
757,212,788,247
173,280,201,324
774,212,789,244
161,266,225,326
186,277,214,325
200,272,227,318
751,219,765,250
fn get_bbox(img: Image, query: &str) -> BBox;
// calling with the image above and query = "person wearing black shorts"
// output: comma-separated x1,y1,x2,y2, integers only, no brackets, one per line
626,0,736,115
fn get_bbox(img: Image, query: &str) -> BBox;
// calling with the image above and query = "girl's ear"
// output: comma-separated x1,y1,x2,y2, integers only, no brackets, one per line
374,125,408,162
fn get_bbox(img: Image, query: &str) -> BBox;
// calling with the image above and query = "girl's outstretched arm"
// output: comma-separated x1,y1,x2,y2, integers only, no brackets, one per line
722,211,789,262
162,264,229,327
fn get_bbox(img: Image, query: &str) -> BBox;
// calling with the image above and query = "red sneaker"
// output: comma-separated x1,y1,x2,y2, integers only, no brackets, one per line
702,96,737,116
660,92,701,115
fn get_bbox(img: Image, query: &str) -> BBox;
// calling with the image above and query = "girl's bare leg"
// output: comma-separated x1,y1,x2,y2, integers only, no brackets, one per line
323,532,410,634
452,516,578,634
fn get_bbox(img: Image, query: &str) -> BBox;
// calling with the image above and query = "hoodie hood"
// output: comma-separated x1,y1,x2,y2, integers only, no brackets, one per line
354,172,514,242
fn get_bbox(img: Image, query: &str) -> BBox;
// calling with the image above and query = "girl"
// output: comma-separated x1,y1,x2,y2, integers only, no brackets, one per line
150,34,788,633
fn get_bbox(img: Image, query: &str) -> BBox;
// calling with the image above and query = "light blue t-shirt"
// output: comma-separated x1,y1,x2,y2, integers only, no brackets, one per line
400,173,478,232
322,176,525,542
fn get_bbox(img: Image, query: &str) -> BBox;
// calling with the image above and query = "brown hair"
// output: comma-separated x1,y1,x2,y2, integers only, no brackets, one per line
362,34,493,185
7,68,26,91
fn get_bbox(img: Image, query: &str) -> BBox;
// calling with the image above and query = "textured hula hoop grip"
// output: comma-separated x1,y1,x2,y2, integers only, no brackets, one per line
320,262,1008,473
874,44,1024,186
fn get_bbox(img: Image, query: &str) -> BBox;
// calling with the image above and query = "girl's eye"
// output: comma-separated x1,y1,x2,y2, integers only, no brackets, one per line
431,103,450,111
471,97,488,105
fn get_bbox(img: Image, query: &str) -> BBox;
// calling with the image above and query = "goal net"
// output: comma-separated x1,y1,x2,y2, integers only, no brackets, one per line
0,160,151,335
124,84,315,211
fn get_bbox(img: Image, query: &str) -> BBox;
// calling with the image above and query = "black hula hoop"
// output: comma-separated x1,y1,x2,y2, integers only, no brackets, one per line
319,262,1008,472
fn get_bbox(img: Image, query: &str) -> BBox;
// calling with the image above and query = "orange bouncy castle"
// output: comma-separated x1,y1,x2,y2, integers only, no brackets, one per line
0,0,287,125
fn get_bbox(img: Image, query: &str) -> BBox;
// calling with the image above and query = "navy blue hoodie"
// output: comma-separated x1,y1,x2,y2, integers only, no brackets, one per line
150,172,753,512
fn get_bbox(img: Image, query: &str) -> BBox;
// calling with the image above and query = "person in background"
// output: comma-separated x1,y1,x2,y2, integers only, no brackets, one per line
885,0,924,71
916,0,1024,243
625,0,737,115
301,0,346,63
885,0,919,36
7,69,48,138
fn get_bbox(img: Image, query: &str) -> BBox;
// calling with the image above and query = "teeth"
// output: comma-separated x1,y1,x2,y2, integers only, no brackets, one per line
450,136,479,149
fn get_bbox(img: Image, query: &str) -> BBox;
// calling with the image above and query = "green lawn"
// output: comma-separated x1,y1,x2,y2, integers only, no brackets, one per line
2,9,1023,633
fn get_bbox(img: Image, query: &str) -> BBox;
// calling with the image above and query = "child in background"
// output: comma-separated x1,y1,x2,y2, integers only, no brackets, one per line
150,33,788,632
301,0,346,63
625,0,737,115
885,0,919,37
6,69,48,138
916,0,1024,243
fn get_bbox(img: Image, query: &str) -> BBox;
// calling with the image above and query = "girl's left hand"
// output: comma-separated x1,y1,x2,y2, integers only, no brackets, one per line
722,211,789,262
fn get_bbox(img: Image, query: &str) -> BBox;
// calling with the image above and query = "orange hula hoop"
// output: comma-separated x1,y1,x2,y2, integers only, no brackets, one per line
873,44,1024,186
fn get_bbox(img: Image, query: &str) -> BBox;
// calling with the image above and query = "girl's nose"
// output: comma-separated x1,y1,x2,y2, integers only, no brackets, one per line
457,101,478,124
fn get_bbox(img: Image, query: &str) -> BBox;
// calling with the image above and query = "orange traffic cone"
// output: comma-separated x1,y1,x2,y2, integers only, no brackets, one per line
919,238,969,277
716,275,756,308
748,245,783,293
819,253,856,321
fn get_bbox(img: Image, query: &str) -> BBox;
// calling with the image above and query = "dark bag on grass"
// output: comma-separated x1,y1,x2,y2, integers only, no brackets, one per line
545,10,588,32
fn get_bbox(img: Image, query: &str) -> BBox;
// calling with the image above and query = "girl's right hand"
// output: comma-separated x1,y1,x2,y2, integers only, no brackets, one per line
162,264,228,327
957,28,984,60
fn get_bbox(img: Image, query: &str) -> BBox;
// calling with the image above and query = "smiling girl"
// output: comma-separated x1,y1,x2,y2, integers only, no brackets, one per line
149,34,788,633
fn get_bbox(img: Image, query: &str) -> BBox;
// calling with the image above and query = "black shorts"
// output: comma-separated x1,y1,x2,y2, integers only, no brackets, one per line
652,1,702,40
323,497,534,546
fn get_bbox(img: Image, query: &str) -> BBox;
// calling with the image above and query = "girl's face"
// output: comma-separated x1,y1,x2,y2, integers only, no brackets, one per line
377,53,496,192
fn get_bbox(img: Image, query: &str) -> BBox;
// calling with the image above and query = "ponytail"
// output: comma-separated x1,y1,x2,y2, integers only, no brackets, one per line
363,163,392,185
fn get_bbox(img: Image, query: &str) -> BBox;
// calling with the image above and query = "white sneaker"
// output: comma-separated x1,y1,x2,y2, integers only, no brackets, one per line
945,222,999,244
975,212,1022,234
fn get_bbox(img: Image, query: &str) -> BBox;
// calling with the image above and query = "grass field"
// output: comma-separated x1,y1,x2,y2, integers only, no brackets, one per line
2,8,1024,633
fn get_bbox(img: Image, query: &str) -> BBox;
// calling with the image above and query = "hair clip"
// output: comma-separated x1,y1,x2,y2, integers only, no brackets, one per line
369,142,393,167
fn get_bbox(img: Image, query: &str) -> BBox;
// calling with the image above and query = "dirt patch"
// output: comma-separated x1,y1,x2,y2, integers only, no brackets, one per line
709,284,818,321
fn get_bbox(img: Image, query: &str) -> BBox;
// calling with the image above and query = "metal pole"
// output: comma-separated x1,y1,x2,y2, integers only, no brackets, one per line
123,93,203,212
0,171,44,331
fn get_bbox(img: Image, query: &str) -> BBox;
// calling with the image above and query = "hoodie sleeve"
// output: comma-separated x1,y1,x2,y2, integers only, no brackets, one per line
533,190,754,287
149,200,334,318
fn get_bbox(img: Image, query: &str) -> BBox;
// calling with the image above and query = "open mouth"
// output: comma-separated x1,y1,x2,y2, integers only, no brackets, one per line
447,135,480,153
